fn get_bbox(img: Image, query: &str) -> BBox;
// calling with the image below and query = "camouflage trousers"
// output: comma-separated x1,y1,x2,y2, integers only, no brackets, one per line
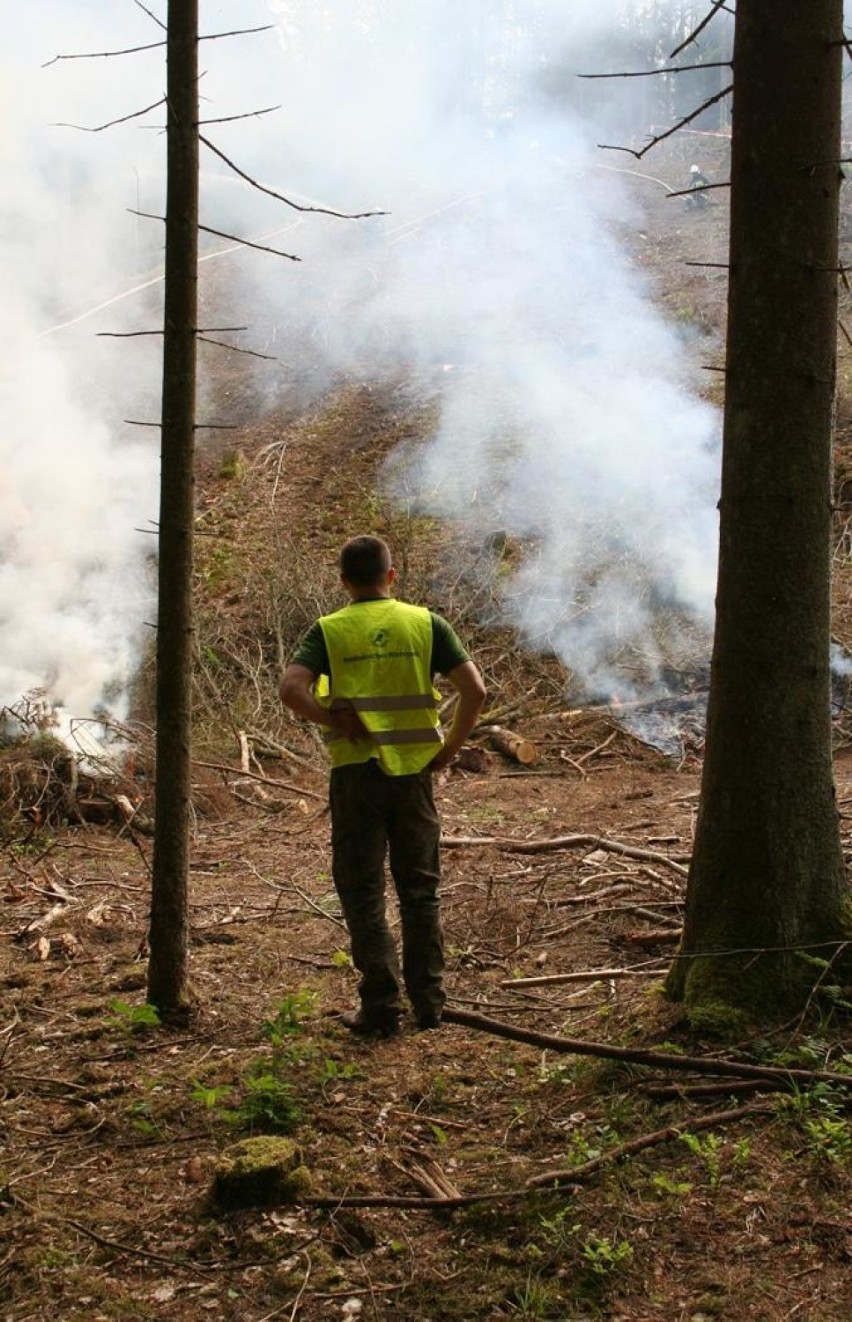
329,760,445,1025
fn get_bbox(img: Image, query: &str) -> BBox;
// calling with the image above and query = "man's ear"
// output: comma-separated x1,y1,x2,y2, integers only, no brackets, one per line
387,566,397,586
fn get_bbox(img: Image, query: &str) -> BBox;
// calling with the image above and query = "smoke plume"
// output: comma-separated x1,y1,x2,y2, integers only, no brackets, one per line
3,1,724,718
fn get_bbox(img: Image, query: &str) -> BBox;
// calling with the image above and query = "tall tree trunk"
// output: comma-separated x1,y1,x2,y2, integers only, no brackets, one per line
666,0,851,1016
147,0,198,1018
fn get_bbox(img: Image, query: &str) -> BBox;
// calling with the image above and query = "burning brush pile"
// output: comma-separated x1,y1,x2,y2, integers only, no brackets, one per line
0,695,149,837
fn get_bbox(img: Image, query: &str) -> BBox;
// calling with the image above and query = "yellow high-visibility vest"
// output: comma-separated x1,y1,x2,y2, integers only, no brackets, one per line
316,599,443,774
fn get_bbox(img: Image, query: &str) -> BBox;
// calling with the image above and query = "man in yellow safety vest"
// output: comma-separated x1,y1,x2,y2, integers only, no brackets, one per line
280,535,486,1036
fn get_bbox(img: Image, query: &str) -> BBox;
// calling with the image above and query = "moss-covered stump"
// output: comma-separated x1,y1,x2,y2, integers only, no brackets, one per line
212,1136,312,1209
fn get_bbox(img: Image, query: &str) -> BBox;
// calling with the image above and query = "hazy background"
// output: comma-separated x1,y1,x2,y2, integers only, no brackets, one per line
1,0,731,718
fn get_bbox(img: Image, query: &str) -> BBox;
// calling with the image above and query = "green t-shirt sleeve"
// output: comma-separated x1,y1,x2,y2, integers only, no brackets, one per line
430,612,470,676
290,621,329,676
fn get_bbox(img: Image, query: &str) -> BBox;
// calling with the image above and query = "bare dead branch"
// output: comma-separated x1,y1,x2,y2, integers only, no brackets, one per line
43,41,166,67
194,423,239,430
196,336,276,361
839,320,852,348
132,0,167,31
198,224,301,261
198,105,280,126
124,419,161,428
579,61,730,80
128,208,165,226
52,97,166,132
97,330,162,338
199,25,274,43
102,325,252,338
199,134,388,219
668,181,730,199
670,0,730,60
599,84,732,160
685,261,731,268
43,24,271,68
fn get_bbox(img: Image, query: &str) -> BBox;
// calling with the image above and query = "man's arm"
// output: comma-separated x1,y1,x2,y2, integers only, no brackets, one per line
279,664,368,740
431,660,486,771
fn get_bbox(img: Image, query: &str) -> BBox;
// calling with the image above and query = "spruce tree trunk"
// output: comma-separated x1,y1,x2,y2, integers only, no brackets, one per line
666,0,851,1015
147,0,198,1018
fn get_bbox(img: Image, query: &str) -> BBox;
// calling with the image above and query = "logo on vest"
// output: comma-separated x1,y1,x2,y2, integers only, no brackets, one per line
370,629,389,648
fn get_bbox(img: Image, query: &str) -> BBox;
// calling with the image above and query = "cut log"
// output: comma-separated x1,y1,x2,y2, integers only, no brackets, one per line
484,725,538,765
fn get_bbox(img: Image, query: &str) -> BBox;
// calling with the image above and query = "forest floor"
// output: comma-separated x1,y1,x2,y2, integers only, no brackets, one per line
4,137,852,1321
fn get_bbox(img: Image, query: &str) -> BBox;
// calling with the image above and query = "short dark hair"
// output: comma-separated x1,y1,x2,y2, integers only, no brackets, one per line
339,535,392,587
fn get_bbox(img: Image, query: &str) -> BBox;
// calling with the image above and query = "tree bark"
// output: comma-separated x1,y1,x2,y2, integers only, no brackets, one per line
147,0,199,1018
666,0,851,1015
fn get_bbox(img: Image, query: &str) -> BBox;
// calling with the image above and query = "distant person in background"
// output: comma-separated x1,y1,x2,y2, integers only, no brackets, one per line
280,535,486,1037
685,163,711,210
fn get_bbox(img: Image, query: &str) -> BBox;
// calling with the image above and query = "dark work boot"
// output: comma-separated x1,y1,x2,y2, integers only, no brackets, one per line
411,1004,443,1031
340,1009,401,1039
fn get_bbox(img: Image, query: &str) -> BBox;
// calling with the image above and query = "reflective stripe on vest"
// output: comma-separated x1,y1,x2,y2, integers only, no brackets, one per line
316,600,443,774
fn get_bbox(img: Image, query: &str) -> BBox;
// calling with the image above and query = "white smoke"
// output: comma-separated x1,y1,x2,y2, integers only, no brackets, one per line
0,2,285,717
3,1,725,718
257,1,723,696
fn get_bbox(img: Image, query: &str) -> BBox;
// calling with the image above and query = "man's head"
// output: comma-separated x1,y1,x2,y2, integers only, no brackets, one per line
339,535,395,596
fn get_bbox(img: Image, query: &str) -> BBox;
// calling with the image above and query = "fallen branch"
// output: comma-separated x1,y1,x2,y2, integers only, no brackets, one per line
301,1103,771,1211
500,967,663,989
526,1102,772,1190
440,832,689,877
639,1079,787,1100
193,758,324,801
440,1006,852,1090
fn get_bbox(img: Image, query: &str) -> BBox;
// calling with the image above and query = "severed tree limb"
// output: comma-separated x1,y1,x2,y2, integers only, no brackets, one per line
440,1006,852,1090
440,832,689,877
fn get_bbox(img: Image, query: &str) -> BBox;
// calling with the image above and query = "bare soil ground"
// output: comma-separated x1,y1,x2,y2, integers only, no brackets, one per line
3,139,852,1322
